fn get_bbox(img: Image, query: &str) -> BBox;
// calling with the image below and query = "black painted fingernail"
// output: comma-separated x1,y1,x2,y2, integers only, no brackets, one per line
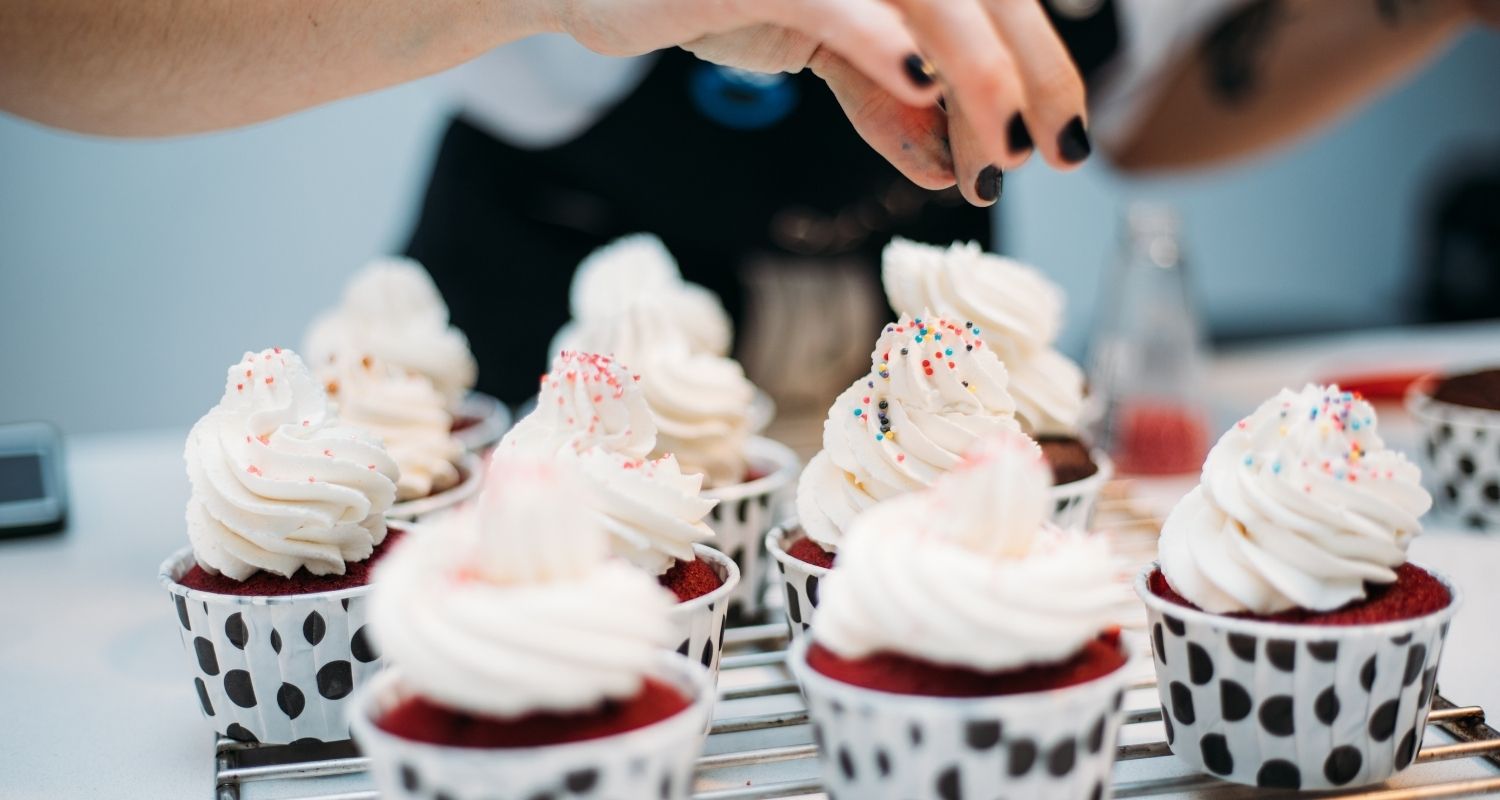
1058,116,1092,163
975,165,1003,203
904,54,937,88
1007,112,1033,154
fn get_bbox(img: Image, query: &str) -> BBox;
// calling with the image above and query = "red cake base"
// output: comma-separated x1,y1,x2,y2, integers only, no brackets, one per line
808,630,1126,697
377,677,690,748
1148,563,1450,625
659,557,724,602
450,415,481,433
787,536,836,570
177,528,407,597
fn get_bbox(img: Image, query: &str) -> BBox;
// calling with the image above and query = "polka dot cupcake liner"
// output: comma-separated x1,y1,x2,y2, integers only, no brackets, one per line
667,545,740,683
1049,450,1113,531
350,653,715,800
787,637,1131,800
1407,383,1500,531
386,451,484,523
702,436,799,619
766,521,828,644
451,390,512,454
1134,563,1461,791
158,548,384,745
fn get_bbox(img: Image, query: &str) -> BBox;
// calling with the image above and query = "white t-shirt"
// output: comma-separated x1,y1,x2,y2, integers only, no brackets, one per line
454,0,1250,152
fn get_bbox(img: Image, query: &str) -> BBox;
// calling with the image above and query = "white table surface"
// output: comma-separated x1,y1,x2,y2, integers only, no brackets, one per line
4,320,1499,800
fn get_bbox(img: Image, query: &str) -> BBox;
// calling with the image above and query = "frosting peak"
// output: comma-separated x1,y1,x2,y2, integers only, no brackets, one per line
370,454,677,717
504,350,655,460
813,430,1125,672
184,348,400,581
1158,384,1433,615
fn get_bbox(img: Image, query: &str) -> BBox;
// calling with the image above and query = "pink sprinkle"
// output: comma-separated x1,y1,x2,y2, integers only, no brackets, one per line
323,449,334,458
265,376,274,385
301,419,309,427
245,369,253,378
245,435,252,443
236,383,244,391
594,395,603,403
308,476,315,483
367,464,376,470
273,347,282,354
246,465,262,476
897,454,906,463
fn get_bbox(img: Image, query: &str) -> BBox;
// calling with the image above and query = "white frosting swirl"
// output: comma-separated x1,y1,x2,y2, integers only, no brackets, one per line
320,354,462,502
502,351,717,574
370,455,677,717
814,431,1126,671
555,233,733,358
304,258,477,404
1159,384,1432,615
184,348,399,580
797,313,1021,550
882,239,1084,435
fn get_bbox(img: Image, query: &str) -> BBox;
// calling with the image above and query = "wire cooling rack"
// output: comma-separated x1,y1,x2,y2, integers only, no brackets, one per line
211,489,1500,800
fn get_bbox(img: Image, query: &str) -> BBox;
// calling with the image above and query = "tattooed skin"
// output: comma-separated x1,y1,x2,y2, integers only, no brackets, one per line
1202,0,1286,105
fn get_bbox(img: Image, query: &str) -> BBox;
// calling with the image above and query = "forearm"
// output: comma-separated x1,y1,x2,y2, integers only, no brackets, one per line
1111,0,1473,172
0,0,554,137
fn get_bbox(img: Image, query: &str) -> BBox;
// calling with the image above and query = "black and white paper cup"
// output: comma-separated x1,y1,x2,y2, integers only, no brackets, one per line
788,637,1131,800
387,452,484,523
702,436,799,618
350,652,714,800
765,521,830,642
1049,450,1113,531
451,390,511,453
159,548,384,744
1408,382,1500,531
666,545,739,680
1135,563,1461,790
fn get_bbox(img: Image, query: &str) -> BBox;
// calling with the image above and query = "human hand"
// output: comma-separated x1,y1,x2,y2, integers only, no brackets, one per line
548,0,1090,206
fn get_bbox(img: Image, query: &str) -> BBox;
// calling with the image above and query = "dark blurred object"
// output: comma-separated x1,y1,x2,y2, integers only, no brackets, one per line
0,421,67,539
1418,153,1500,323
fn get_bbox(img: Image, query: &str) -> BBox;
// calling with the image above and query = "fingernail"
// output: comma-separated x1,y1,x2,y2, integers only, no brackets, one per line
1058,116,1092,163
1007,112,1033,154
975,165,1003,203
904,54,937,88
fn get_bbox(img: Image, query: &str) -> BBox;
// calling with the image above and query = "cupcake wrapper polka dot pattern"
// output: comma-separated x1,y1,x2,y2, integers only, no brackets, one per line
766,523,828,644
386,452,485,523
350,655,714,800
788,638,1130,800
1408,389,1500,531
159,548,383,744
1049,451,1112,531
450,391,512,453
1136,564,1460,790
702,436,799,618
666,545,739,683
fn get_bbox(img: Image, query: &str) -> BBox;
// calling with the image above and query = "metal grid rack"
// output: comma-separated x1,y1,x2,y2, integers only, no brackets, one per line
211,488,1500,800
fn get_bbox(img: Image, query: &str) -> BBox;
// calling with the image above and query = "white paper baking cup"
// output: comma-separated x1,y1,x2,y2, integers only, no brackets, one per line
1049,449,1113,531
765,520,831,643
350,652,714,800
1135,562,1460,790
666,544,740,681
386,451,484,523
788,636,1131,800
159,548,386,744
451,390,511,454
702,436,799,618
1407,381,1500,531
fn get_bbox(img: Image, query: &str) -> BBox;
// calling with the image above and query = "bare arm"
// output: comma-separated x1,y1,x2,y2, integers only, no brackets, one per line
1110,0,1481,173
0,0,559,137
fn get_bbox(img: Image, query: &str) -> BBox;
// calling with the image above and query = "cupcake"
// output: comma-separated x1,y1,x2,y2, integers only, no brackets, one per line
158,347,401,744
1140,384,1458,790
304,257,508,452
503,350,740,674
883,238,1111,525
320,353,481,521
789,431,1131,800
349,454,714,800
769,312,1023,637
1407,367,1500,530
551,237,798,616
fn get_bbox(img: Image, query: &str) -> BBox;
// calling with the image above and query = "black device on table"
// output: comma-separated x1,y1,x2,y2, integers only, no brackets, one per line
0,422,68,538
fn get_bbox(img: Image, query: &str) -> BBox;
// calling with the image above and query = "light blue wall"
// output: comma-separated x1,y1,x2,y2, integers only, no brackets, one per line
1,32,1496,434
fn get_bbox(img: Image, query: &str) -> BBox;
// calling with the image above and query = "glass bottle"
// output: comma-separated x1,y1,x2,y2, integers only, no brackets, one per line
1084,203,1211,475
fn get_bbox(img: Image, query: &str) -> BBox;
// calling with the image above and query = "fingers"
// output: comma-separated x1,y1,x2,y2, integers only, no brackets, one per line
751,0,943,107
979,0,1090,168
811,50,956,191
944,95,1004,207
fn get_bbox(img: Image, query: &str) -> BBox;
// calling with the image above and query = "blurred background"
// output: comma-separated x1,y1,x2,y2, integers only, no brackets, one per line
1,29,1497,436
